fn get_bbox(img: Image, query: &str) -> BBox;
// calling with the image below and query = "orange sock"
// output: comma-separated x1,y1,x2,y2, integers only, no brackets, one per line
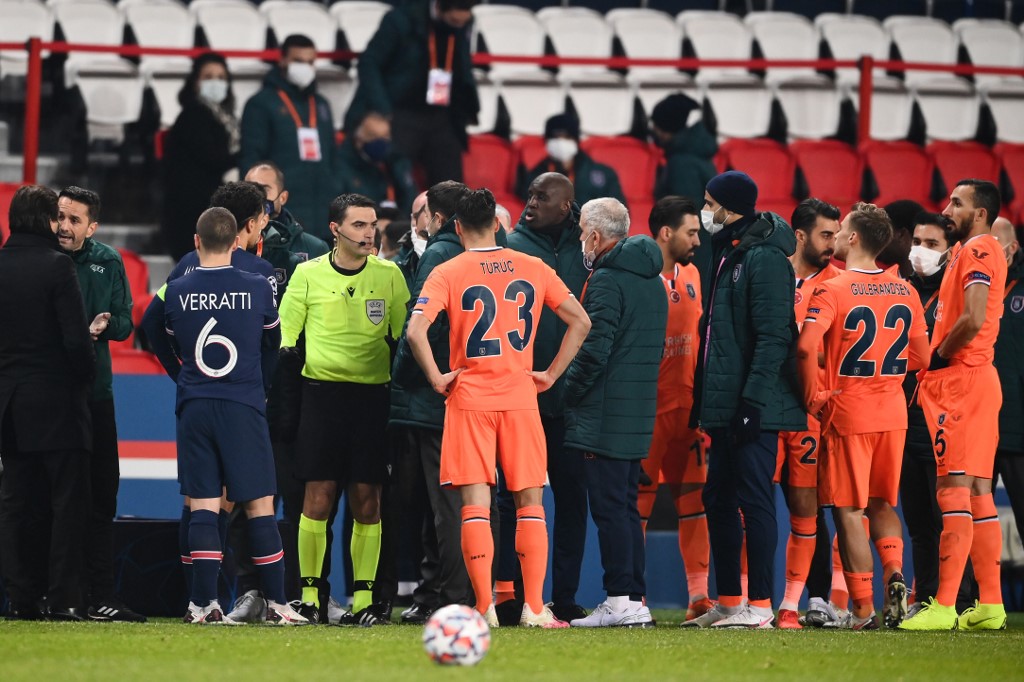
676,489,710,602
515,505,548,615
781,515,817,611
831,535,849,610
935,487,973,607
719,594,743,608
638,482,656,536
843,571,874,618
461,505,494,614
970,494,1003,605
873,536,903,582
495,580,515,606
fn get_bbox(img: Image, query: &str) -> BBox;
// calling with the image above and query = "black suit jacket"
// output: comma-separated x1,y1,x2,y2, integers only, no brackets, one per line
0,231,95,453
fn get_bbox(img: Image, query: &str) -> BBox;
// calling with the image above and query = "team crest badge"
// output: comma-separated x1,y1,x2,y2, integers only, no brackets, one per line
1012,296,1024,314
295,252,309,263
274,268,287,285
686,283,697,300
938,413,946,426
732,264,742,282
366,299,385,325
669,290,681,303
794,289,803,305
590,170,607,187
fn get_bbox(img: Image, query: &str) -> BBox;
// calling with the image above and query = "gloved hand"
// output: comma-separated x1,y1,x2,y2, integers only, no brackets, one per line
928,349,950,372
731,401,762,446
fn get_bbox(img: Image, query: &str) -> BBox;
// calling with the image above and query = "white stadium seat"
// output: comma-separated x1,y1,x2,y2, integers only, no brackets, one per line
498,81,565,137
472,4,552,83
704,81,774,138
607,8,689,86
955,20,1024,89
192,1,268,75
0,0,54,77
816,13,892,86
329,0,389,54
744,12,823,84
677,11,756,85
885,16,960,87
261,0,337,66
536,7,620,84
568,82,636,136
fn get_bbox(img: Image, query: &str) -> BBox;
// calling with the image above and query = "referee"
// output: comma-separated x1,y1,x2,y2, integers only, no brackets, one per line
280,193,410,625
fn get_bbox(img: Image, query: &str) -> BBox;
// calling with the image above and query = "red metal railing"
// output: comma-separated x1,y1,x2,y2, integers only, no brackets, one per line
2,38,1024,184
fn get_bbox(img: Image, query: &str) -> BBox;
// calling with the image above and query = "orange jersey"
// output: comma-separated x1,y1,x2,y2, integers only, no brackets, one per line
656,263,702,413
414,247,572,411
804,268,928,436
794,263,843,332
932,235,1007,367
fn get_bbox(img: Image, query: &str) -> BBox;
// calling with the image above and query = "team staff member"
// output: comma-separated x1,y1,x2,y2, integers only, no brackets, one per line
0,186,95,620
163,207,306,626
564,198,667,629
57,186,145,623
902,180,1008,631
686,172,806,629
506,172,591,623
407,188,590,628
776,198,841,630
799,203,929,630
641,196,712,622
240,34,340,240
281,194,410,626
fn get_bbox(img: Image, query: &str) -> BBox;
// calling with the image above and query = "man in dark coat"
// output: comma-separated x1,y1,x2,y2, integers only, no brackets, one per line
0,185,96,620
563,198,667,628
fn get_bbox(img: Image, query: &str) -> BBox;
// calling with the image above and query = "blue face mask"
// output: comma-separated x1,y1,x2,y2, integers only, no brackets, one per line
362,138,391,163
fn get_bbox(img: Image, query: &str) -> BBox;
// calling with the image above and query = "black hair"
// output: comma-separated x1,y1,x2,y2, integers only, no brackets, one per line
59,185,101,223
376,206,401,223
456,188,496,232
196,207,238,252
914,211,956,248
883,199,926,236
384,218,409,247
329,193,377,225
209,181,265,233
648,195,699,237
426,180,469,222
790,197,840,234
281,34,316,56
438,0,476,11
178,52,235,113
8,185,58,237
955,179,1002,227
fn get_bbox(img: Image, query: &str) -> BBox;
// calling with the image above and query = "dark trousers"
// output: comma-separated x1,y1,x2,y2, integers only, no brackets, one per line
995,450,1024,548
580,451,645,599
85,399,120,603
704,429,779,601
545,417,589,605
392,108,464,187
0,448,88,608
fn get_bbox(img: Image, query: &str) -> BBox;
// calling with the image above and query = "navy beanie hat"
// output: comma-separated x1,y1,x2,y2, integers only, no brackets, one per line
706,171,758,216
544,113,580,141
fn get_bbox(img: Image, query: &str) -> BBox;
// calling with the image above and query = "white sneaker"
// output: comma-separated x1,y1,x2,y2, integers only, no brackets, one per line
823,611,879,631
226,589,267,623
800,597,838,628
483,604,499,628
570,601,640,628
710,604,775,629
680,603,733,628
326,596,345,625
520,603,568,629
266,600,311,626
183,600,241,625
623,604,656,628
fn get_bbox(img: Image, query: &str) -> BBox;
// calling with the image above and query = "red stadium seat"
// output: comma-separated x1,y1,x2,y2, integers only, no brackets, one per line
927,141,1000,208
462,134,516,196
994,143,1024,223
111,348,166,375
716,138,797,219
512,135,547,178
628,199,655,238
0,182,18,246
117,247,153,351
580,136,660,206
789,140,864,211
861,141,935,209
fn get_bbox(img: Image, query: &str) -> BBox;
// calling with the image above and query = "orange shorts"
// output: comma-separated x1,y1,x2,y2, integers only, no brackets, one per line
822,427,905,508
775,414,821,488
440,406,546,491
642,408,707,487
918,364,1001,478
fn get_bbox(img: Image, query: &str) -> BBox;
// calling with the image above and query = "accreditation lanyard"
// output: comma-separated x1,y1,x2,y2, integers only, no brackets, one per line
278,90,321,162
426,32,455,106
1004,279,1018,302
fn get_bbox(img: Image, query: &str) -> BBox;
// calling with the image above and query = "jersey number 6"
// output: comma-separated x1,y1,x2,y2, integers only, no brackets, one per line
195,317,239,378
463,280,536,357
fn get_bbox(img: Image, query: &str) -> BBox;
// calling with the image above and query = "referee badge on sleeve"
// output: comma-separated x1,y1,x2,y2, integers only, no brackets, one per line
366,299,385,325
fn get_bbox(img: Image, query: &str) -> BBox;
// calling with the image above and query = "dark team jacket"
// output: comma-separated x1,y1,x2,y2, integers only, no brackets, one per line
563,236,668,460
903,264,945,457
517,152,626,208
261,208,330,298
995,256,1024,453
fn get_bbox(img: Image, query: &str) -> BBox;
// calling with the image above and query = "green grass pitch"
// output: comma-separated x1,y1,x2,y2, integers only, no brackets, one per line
2,611,1020,681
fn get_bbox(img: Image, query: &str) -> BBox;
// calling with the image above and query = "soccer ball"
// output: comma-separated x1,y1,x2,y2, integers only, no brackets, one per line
422,604,491,666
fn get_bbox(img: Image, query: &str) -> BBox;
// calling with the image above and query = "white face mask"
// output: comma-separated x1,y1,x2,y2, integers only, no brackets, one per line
199,78,228,104
581,231,597,270
546,138,578,164
909,244,946,276
287,62,316,90
411,227,427,257
701,208,727,236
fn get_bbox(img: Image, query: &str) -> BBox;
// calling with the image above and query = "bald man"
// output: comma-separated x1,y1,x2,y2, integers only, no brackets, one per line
501,172,593,623
991,217,1024,554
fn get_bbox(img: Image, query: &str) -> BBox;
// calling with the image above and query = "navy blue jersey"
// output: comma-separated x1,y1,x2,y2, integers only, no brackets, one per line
164,266,279,414
171,248,279,304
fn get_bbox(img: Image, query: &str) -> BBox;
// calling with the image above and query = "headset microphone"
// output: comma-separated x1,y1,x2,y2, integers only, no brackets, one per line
337,231,370,248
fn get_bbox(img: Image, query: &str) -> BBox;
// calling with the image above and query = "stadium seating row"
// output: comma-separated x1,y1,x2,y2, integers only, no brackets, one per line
462,134,1024,232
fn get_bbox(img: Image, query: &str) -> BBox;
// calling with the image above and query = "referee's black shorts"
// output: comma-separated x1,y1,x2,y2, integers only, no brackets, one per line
293,379,390,484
